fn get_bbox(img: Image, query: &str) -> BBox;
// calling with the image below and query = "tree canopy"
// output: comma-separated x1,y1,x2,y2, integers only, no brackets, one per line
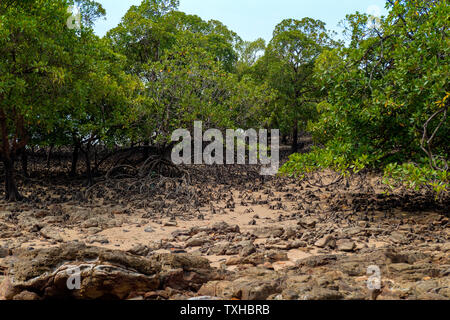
0,0,448,201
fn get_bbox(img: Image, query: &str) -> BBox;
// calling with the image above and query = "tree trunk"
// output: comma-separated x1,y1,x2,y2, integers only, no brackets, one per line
292,119,299,153
70,144,79,177
46,144,54,171
83,145,93,187
0,108,28,202
3,157,22,202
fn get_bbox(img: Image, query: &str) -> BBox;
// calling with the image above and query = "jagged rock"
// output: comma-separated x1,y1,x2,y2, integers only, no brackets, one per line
172,222,240,239
302,288,344,300
186,238,209,248
296,255,338,268
240,245,256,257
0,247,9,258
128,244,150,256
298,217,318,229
198,281,235,298
251,227,284,239
288,240,307,249
12,291,41,301
0,243,218,300
164,221,178,227
282,227,298,240
81,218,99,228
337,240,356,252
86,235,109,245
390,231,408,244
207,242,230,255
343,227,363,236
315,235,336,249
199,268,282,300
211,222,240,234
227,251,288,266
40,226,63,242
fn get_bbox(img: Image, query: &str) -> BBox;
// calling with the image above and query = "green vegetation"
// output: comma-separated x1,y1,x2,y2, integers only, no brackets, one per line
0,0,448,201
280,0,449,195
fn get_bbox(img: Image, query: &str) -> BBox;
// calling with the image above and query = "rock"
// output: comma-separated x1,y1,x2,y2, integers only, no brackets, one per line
337,240,356,252
235,280,281,300
438,287,450,298
302,288,344,300
339,261,366,276
128,244,150,256
389,263,414,273
384,250,427,264
81,218,99,228
68,209,91,223
12,291,41,301
0,211,12,220
207,242,231,256
227,251,288,266
164,221,178,227
282,227,297,240
87,227,102,235
343,227,363,236
198,281,235,298
144,290,170,300
315,235,336,249
390,231,407,243
2,243,217,300
0,277,21,300
288,240,307,249
416,292,447,300
298,217,318,229
86,235,109,245
240,245,256,257
296,255,338,268
186,238,208,248
144,227,154,233
413,280,440,296
251,227,284,239
211,222,240,234
200,268,282,300
441,243,450,252
40,226,63,242
0,247,9,258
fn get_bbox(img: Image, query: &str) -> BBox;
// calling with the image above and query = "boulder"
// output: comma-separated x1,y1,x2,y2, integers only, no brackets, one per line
1,243,217,300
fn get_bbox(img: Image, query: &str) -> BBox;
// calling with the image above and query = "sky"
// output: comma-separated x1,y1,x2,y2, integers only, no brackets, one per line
93,0,389,42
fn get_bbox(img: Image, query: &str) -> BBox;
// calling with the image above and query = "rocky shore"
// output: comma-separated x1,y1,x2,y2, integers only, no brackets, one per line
0,168,448,300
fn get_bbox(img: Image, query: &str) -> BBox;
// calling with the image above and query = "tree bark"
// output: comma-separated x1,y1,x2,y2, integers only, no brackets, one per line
82,144,93,187
292,119,299,153
70,144,79,177
3,157,22,202
0,108,28,202
46,144,54,171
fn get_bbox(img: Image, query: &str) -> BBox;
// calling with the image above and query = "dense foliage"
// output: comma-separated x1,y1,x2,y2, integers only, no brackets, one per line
280,0,449,195
0,0,448,201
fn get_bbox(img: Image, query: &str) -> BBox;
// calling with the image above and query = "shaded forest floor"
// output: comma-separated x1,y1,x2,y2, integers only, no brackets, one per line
0,141,449,300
